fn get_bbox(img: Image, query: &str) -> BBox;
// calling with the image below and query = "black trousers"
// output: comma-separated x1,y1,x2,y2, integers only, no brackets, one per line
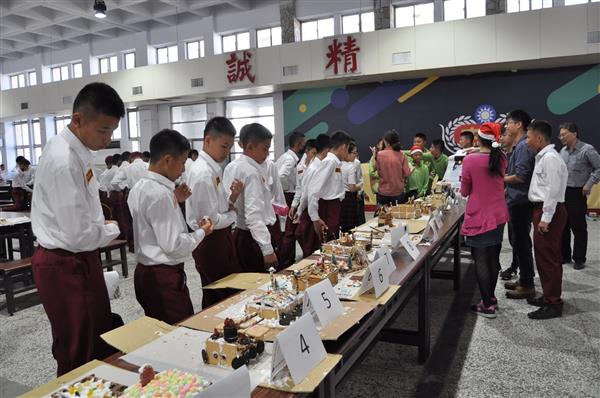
509,202,535,288
506,220,520,270
561,187,588,264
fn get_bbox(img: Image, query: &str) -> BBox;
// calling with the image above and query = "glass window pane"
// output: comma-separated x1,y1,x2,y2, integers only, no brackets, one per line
223,34,236,52
112,122,121,140
11,76,18,89
73,63,82,78
171,104,208,123
34,147,42,163
18,74,25,87
61,65,69,80
565,0,588,4
466,0,486,18
125,52,135,69
15,125,23,146
506,0,519,12
444,0,465,21
342,14,360,34
361,12,375,32
157,47,168,64
271,27,281,46
168,45,178,62
318,18,334,38
21,124,30,146
543,0,553,6
127,111,138,138
302,20,318,41
187,41,199,59
33,121,42,145
415,3,434,25
257,28,271,48
52,67,61,82
171,122,206,139
226,97,274,119
200,40,205,57
520,0,530,11
28,71,37,86
131,140,140,152
396,6,414,27
237,32,250,50
110,56,118,72
100,58,109,73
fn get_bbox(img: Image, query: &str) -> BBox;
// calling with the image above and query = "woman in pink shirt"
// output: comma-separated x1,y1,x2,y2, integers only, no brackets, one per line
376,130,412,206
461,123,509,319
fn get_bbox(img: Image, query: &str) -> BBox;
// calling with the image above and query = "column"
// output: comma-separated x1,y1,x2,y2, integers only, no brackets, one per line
280,0,300,44
486,0,506,15
374,0,392,30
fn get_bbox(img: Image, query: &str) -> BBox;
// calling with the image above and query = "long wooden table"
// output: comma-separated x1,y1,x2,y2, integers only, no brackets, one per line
104,205,464,398
0,211,34,260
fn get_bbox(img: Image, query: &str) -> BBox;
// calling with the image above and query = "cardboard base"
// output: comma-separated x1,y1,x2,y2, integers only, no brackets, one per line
101,316,176,353
259,354,342,393
204,273,271,290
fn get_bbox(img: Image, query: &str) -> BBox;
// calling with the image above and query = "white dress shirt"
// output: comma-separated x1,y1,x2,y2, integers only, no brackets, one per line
528,144,568,224
267,159,287,231
297,157,322,215
110,160,130,191
98,167,117,193
307,152,344,221
354,158,364,187
223,155,276,256
275,149,299,193
126,158,149,190
291,155,312,209
31,127,120,253
185,150,236,231
11,167,35,192
128,171,205,266
341,161,357,191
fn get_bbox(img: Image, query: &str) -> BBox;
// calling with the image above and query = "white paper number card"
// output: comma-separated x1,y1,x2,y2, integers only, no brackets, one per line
390,222,408,248
400,233,420,260
357,256,390,298
199,365,251,398
302,279,344,327
271,314,327,385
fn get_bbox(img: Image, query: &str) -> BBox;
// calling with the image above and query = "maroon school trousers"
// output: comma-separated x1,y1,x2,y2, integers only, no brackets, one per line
340,191,359,232
134,263,194,325
278,192,297,268
32,247,116,376
532,202,567,309
295,199,342,258
192,226,241,308
233,224,281,273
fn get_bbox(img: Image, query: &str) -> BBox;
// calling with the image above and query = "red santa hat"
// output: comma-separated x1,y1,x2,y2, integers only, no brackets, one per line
478,122,502,148
410,145,423,155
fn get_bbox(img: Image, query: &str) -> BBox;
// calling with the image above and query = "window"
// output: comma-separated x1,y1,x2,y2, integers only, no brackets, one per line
54,115,71,134
10,73,25,89
157,45,178,64
301,17,335,41
395,3,435,27
225,97,275,160
99,55,118,73
342,12,375,34
14,119,43,164
222,32,251,53
507,0,553,12
127,108,139,150
28,71,37,86
124,52,136,69
186,40,205,59
72,62,83,78
257,26,282,48
564,0,595,5
171,104,208,150
51,65,70,82
444,0,485,21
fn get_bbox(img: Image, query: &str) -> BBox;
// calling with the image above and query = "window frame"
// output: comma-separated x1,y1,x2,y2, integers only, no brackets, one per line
156,44,179,64
124,52,136,69
13,118,43,165
185,39,205,59
394,2,435,28
256,26,282,48
301,17,335,41
443,0,486,21
170,102,209,149
99,55,118,74
342,11,375,34
224,96,275,161
222,31,251,53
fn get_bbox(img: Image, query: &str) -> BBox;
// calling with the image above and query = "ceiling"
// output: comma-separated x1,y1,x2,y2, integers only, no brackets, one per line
0,0,252,60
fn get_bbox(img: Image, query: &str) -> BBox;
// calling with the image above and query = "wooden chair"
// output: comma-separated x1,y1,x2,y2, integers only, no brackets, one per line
99,239,129,277
0,257,35,315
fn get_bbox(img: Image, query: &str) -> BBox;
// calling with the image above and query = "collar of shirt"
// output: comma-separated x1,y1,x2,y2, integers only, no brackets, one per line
61,126,93,167
326,152,341,165
132,158,145,166
286,149,299,163
240,154,267,176
566,140,585,154
536,144,555,161
198,150,223,176
146,170,175,190
120,161,130,168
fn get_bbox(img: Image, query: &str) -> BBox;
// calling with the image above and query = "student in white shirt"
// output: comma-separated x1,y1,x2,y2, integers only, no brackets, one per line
4,158,35,211
142,151,151,163
128,129,213,325
340,141,363,232
125,152,149,189
294,134,331,257
110,151,130,191
223,123,279,272
98,155,117,220
30,82,124,376
354,153,366,225
185,117,244,307
275,131,306,267
0,163,8,183
109,151,134,250
525,120,568,320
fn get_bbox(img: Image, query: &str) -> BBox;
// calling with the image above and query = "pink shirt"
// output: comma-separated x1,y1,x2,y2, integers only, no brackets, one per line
376,149,411,196
460,153,509,236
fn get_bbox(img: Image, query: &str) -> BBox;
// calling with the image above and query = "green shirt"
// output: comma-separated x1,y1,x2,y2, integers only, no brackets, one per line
407,162,430,196
368,154,379,193
422,152,448,180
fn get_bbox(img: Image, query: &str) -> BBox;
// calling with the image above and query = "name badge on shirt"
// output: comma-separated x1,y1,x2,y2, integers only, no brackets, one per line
261,176,266,184
335,167,341,173
298,170,304,175
85,168,94,185
216,176,221,186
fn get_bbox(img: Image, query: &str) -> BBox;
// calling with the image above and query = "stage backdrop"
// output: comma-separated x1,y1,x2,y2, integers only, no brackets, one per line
283,64,600,209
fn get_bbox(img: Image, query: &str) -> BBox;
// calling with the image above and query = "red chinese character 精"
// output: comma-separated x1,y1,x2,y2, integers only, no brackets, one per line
226,50,256,84
325,36,360,75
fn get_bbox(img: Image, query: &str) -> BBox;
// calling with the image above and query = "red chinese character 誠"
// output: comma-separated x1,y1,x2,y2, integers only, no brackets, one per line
226,50,256,83
326,36,360,75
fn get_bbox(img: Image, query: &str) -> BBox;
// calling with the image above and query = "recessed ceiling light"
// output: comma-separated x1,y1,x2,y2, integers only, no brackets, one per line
93,0,107,19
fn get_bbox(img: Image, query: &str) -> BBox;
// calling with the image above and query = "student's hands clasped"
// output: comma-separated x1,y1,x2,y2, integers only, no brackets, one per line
229,179,243,203
174,183,192,203
199,217,214,236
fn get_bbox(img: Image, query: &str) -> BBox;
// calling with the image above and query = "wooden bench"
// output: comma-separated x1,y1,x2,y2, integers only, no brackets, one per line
99,239,129,278
0,258,35,315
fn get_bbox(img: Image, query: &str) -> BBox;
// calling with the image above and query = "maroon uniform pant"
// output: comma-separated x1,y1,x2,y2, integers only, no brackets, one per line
277,192,297,268
234,224,281,273
295,199,342,258
532,203,567,309
32,247,116,376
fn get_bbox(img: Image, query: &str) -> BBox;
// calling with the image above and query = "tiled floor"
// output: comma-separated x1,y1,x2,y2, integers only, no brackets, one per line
0,221,598,397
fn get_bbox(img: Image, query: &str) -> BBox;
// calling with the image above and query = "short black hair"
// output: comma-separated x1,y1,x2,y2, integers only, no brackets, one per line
383,130,401,151
15,156,24,163
330,130,352,149
112,153,122,164
239,123,272,147
348,140,357,154
204,116,236,138
315,134,330,152
142,151,151,159
150,129,191,164
460,131,474,142
528,120,552,141
559,122,579,137
188,149,199,158
415,133,427,142
288,131,305,148
17,157,30,166
431,139,445,152
121,151,131,162
72,82,125,120
507,109,531,130
304,139,316,151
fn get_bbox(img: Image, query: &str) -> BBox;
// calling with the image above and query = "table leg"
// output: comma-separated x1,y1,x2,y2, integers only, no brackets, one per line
119,245,128,278
4,272,15,315
453,225,461,291
105,250,113,272
418,262,431,364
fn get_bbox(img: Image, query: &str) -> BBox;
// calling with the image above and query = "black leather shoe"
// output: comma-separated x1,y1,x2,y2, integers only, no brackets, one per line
527,296,545,307
574,262,586,270
500,267,517,281
527,305,562,320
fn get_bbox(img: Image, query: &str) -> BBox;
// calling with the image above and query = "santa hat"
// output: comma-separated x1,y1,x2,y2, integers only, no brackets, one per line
410,145,423,155
478,122,502,148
